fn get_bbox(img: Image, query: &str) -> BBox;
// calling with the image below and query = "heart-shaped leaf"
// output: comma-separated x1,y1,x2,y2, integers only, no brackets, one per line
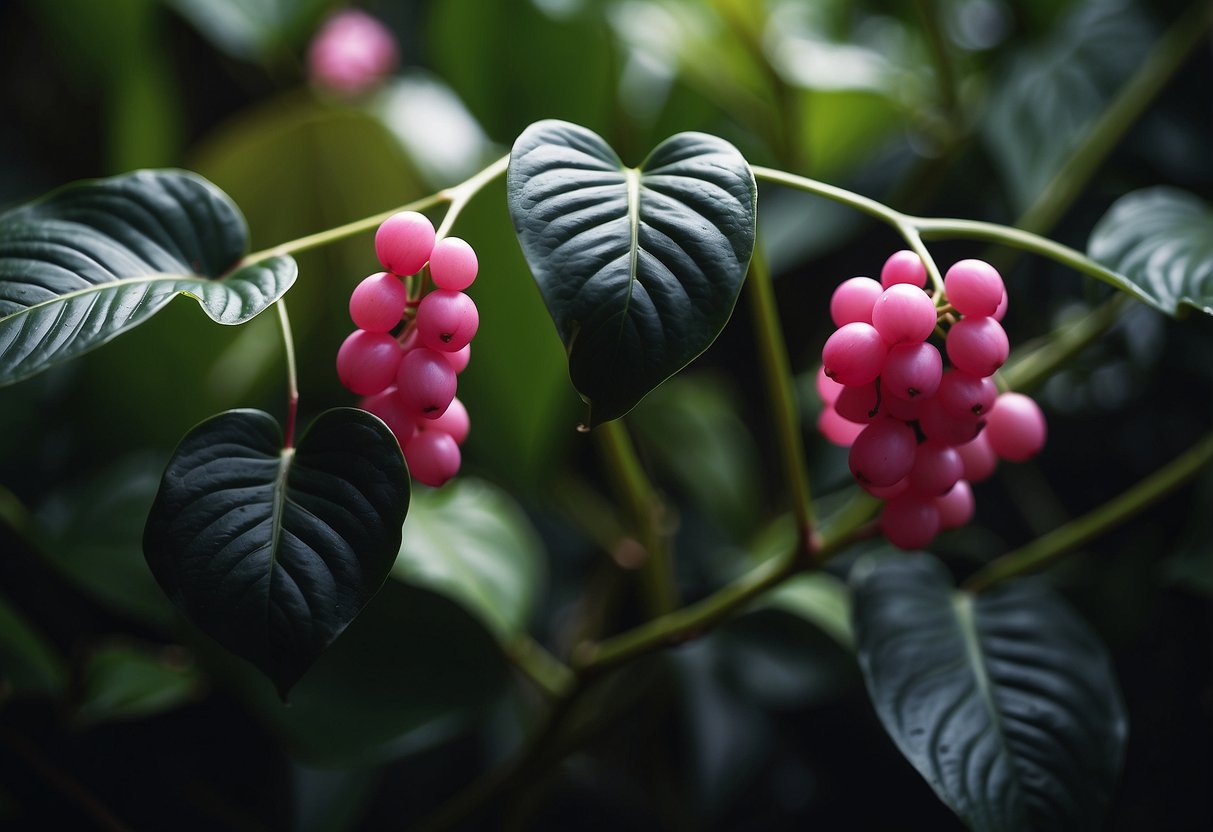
1088,186,1213,317
0,169,296,387
853,554,1127,832
143,407,409,698
507,120,757,425
392,478,543,641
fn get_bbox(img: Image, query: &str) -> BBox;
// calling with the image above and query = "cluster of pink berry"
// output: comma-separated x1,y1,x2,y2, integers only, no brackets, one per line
336,211,478,488
816,252,1047,549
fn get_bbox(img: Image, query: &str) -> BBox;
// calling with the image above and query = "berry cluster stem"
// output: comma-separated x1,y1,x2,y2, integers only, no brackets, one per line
275,300,299,448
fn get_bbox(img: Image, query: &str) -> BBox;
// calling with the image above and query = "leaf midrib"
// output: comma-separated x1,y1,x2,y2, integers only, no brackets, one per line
0,272,209,324
266,448,295,627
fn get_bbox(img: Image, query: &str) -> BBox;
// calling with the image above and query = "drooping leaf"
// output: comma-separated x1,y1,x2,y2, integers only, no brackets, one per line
1088,187,1213,317
984,0,1152,211
392,478,543,641
507,119,757,425
73,641,203,726
0,169,296,387
143,407,409,697
853,554,1127,832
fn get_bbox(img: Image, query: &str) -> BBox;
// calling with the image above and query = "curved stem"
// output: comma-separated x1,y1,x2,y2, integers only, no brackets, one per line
505,636,575,700
964,431,1213,593
594,419,679,616
999,292,1131,393
752,166,909,226
275,301,298,449
434,154,511,240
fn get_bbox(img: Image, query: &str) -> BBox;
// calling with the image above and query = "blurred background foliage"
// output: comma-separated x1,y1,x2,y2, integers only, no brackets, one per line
0,0,1209,828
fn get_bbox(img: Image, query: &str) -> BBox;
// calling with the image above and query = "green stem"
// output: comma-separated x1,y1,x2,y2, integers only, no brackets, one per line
964,431,1213,593
275,301,298,448
751,165,908,226
240,154,509,264
745,246,816,555
594,419,679,616
1014,0,1213,238
505,636,576,700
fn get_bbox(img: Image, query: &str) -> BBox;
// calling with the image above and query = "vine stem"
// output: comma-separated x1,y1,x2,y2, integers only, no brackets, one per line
505,636,575,700
240,154,510,265
594,419,679,616
275,301,298,448
744,245,816,555
964,431,1213,593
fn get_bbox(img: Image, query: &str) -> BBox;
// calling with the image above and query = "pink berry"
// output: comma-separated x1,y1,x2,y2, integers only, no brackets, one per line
428,237,479,291
336,330,402,396
817,407,865,447
415,290,479,352
945,316,1009,378
307,9,398,95
396,347,457,419
427,396,470,445
872,284,937,345
404,430,461,488
985,392,1047,462
881,494,941,550
956,432,999,482
849,418,917,487
444,342,472,374
936,370,997,420
359,386,417,448
880,250,928,289
375,211,436,276
918,396,984,445
993,290,1008,322
907,441,964,496
936,480,975,530
883,342,943,401
822,322,888,386
349,272,406,332
944,259,1005,318
835,381,881,424
830,276,883,327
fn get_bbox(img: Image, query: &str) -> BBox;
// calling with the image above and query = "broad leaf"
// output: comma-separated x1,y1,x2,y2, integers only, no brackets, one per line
1088,187,1213,317
984,0,1151,211
0,169,296,387
74,641,203,726
392,478,543,641
143,407,409,697
853,554,1127,832
507,120,757,425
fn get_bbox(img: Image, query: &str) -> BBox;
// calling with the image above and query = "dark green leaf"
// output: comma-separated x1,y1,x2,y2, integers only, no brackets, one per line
984,0,1151,211
0,593,67,701
392,478,543,641
143,407,409,697
0,169,296,387
507,120,757,425
1088,187,1213,317
853,554,1127,832
74,641,203,726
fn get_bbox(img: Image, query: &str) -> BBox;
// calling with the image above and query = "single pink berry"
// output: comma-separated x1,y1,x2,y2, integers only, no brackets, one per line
375,211,436,276
944,259,1005,318
881,494,941,550
880,250,928,289
817,407,864,447
936,480,975,530
349,271,406,332
985,392,1047,462
906,441,964,496
444,342,472,374
359,386,417,448
336,329,401,396
404,430,461,488
849,418,917,487
829,276,883,327
956,432,998,482
937,370,998,420
822,322,888,386
428,396,469,445
415,289,479,352
872,284,937,345
834,381,881,424
396,347,457,419
307,9,399,96
945,316,1010,378
428,237,479,291
883,342,943,401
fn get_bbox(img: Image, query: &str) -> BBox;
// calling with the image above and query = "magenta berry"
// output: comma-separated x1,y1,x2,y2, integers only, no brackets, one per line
881,494,941,550
985,392,1047,462
883,342,943,401
375,211,436,276
945,316,1010,377
404,430,461,488
829,276,883,327
396,347,457,419
349,271,407,332
880,250,928,289
428,237,479,291
872,283,937,345
428,396,470,445
336,329,402,396
849,418,917,487
944,259,1005,318
936,480,975,530
415,289,479,352
936,370,997,419
822,322,888,386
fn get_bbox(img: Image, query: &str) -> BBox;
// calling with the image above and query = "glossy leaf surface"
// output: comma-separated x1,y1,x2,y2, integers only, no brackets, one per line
507,120,756,424
392,478,543,641
1089,186,1213,317
143,407,409,697
853,554,1127,831
0,169,295,387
